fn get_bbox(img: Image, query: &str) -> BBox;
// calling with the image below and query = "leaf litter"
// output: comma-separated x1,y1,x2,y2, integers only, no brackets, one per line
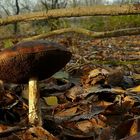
0,35,140,139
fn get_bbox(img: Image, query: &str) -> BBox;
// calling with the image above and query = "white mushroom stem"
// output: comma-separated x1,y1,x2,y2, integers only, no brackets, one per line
28,77,42,126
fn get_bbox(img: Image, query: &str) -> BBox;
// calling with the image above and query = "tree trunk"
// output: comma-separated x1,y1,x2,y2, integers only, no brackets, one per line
14,0,20,34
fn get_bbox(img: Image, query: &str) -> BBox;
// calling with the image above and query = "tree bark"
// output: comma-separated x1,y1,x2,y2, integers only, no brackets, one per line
0,4,140,26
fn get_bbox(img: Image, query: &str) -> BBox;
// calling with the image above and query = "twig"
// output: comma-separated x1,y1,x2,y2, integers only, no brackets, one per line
0,125,31,137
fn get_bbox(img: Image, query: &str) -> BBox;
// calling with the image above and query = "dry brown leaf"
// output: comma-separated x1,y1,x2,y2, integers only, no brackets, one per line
130,119,138,136
101,69,109,75
65,86,83,101
76,120,93,133
90,117,106,128
75,117,106,135
81,68,106,88
55,106,78,117
122,96,135,110
90,75,105,85
88,69,101,78
98,126,111,140
95,101,113,108
22,126,58,140
0,124,9,132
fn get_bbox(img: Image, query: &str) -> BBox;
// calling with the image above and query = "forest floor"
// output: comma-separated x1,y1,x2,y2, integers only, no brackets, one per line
0,34,140,140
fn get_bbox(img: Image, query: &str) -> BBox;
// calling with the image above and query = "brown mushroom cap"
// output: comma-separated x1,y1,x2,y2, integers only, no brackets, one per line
0,40,72,84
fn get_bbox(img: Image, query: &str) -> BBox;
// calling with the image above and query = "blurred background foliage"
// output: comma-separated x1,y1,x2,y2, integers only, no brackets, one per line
0,0,140,48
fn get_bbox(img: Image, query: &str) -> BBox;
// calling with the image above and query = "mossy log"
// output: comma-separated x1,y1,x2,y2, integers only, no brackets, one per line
0,4,140,26
22,27,140,41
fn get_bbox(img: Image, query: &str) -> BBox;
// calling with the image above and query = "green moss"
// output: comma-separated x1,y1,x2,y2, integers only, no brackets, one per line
79,17,105,31
32,18,70,33
106,15,140,30
72,15,140,31
47,18,70,30
3,39,13,48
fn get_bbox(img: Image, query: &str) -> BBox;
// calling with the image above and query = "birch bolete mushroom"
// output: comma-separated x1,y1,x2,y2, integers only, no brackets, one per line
0,40,71,126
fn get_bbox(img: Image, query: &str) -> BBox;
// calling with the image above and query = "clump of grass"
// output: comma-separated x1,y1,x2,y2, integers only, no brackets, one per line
72,15,140,31
106,15,140,30
32,18,70,33
3,39,13,48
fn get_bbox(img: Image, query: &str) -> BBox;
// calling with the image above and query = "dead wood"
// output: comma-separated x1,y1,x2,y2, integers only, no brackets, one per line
21,27,140,41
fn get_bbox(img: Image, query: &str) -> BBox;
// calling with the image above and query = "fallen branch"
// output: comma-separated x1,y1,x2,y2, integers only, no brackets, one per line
0,4,140,26
1,27,139,42
21,27,140,41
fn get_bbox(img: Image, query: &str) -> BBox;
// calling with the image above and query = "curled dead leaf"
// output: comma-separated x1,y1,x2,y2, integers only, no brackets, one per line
55,106,78,117
65,86,83,102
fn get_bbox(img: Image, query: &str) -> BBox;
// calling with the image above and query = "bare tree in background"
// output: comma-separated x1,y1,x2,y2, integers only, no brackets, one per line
0,0,33,16
0,0,20,34
39,0,67,30
0,5,10,16
0,1,11,17
71,0,78,7
14,0,20,34
40,0,67,10
0,0,36,18
113,0,140,4
20,0,32,12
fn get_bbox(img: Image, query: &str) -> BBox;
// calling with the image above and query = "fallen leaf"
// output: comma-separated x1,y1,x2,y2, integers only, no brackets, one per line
22,126,58,140
95,101,113,108
76,120,93,133
44,96,58,106
130,119,138,136
55,106,78,117
98,126,111,140
122,96,135,110
65,86,83,102
88,69,101,78
127,85,140,93
0,124,8,132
